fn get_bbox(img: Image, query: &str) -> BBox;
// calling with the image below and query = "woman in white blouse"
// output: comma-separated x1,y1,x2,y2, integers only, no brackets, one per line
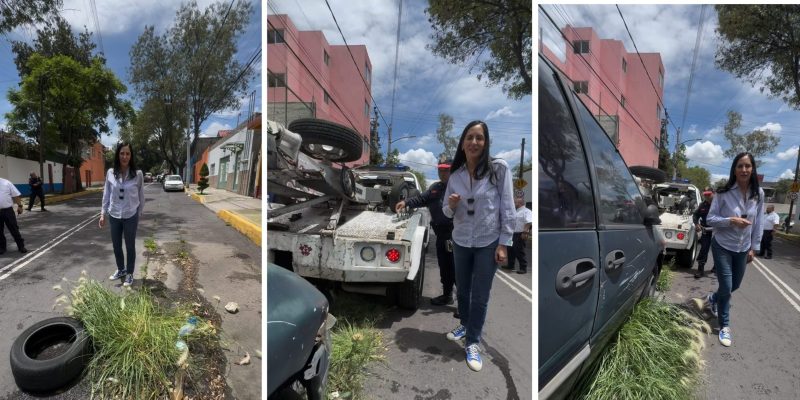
99,142,145,287
442,121,515,372
705,152,764,347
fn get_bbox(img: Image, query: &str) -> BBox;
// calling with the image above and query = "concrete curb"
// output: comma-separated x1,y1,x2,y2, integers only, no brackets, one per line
217,209,261,246
189,192,207,204
775,231,800,245
28,188,102,207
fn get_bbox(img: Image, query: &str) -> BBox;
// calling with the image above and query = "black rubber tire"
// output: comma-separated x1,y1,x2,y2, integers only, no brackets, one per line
640,265,660,302
10,317,92,393
395,249,425,310
340,166,356,199
676,240,698,268
288,119,363,163
388,182,417,211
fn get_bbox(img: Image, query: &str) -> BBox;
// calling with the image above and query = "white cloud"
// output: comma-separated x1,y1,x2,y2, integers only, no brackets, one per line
780,169,796,180
777,146,799,161
703,126,722,139
778,104,791,113
494,149,521,163
61,0,220,35
202,121,232,137
397,148,437,178
685,141,725,166
711,173,728,184
485,106,517,121
755,122,782,133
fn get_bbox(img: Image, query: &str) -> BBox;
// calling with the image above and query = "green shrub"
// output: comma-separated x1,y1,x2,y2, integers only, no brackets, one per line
198,163,209,194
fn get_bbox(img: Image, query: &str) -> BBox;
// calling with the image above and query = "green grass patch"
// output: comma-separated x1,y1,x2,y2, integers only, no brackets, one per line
56,274,219,399
656,257,676,292
327,292,388,400
144,237,157,253
569,299,709,400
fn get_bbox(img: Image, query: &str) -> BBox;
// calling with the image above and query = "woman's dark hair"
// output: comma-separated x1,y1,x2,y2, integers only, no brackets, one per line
113,141,137,180
450,120,496,183
718,152,760,200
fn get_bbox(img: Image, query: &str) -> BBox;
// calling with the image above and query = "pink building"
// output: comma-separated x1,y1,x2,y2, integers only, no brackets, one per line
542,26,664,168
267,14,372,166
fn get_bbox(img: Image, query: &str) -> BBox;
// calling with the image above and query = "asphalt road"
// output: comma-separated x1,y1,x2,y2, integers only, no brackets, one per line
363,234,533,400
0,184,261,399
666,236,800,399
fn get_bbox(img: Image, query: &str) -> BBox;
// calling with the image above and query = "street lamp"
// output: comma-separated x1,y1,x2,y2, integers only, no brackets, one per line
389,135,417,145
386,135,417,162
672,138,702,181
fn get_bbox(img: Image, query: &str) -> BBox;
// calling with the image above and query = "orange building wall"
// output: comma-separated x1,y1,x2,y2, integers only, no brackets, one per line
194,147,210,183
82,142,106,188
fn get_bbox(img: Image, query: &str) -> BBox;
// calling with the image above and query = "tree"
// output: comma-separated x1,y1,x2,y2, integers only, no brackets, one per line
671,144,689,179
198,163,210,194
129,0,255,180
436,113,457,160
411,169,427,191
721,110,779,163
369,116,384,165
512,160,532,177
0,0,61,35
775,178,794,197
426,0,532,99
713,178,728,189
679,165,711,189
657,119,673,176
716,5,800,109
386,149,400,166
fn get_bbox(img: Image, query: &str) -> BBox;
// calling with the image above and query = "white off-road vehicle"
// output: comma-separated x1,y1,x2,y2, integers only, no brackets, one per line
631,166,701,268
266,119,429,309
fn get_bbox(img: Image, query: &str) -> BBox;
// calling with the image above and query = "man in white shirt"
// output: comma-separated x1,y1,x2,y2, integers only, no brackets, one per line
0,177,28,254
502,195,532,274
758,205,781,259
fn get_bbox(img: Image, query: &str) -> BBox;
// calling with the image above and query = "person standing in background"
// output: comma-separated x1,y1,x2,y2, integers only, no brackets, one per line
693,189,714,279
27,172,46,212
758,205,780,259
0,177,28,254
502,194,532,274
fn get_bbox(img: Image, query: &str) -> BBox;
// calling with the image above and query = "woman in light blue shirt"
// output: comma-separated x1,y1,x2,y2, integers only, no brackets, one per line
442,121,515,372
705,152,764,347
99,142,145,287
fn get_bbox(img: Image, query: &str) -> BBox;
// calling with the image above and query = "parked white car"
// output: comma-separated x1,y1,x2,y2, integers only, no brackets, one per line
163,175,185,192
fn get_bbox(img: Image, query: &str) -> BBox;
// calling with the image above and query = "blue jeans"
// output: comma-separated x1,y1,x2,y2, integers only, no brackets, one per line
453,239,499,346
710,237,748,328
109,214,139,275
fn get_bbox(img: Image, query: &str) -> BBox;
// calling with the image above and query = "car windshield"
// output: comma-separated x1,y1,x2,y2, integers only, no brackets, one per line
166,176,182,182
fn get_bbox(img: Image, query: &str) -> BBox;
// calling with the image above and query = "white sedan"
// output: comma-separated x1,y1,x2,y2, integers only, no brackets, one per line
163,175,185,192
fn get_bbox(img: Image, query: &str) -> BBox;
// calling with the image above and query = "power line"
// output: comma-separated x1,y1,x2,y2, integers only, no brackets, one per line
89,0,104,54
323,0,389,128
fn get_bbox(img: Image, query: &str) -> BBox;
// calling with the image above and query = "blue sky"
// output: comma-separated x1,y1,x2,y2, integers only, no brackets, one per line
539,4,800,184
268,0,532,183
0,0,261,149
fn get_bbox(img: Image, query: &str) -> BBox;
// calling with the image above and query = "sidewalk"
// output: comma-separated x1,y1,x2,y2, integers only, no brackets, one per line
187,185,261,246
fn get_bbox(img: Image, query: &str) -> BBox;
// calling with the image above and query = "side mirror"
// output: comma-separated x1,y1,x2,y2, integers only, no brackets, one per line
644,204,661,226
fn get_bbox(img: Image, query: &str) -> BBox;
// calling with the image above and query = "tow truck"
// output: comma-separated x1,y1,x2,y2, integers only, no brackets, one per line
266,118,429,309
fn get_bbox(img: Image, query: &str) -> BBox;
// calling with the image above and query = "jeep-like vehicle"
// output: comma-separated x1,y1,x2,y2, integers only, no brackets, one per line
266,118,429,310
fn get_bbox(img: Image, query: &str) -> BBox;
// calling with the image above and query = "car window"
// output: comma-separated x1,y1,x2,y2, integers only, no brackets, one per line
577,99,645,225
538,61,596,231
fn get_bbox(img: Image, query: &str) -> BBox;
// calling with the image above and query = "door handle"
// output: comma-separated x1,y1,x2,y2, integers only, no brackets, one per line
556,258,598,297
605,250,626,272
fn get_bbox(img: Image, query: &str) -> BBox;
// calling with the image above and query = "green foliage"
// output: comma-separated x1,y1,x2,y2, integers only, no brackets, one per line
436,113,457,161
716,5,800,109
656,258,675,292
713,178,728,189
570,300,707,400
679,165,711,189
198,163,210,194
410,169,427,191
426,0,532,99
721,110,780,163
512,160,532,177
11,16,96,77
385,149,400,166
0,0,61,35
775,178,794,196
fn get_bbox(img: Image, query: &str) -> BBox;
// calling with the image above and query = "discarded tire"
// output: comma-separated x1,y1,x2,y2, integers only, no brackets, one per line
10,317,92,393
288,118,364,162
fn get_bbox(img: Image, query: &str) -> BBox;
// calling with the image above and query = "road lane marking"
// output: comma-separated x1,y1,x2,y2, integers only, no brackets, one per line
754,259,800,303
752,260,800,314
496,270,533,303
0,214,99,282
497,269,533,296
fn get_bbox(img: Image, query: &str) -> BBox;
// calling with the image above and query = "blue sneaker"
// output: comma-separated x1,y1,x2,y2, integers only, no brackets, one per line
719,327,732,347
109,270,126,280
123,274,134,287
706,293,717,317
446,325,466,341
465,344,482,371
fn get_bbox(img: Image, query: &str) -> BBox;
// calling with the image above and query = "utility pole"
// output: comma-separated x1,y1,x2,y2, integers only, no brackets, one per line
38,75,47,188
673,127,681,182
786,146,800,232
518,137,525,180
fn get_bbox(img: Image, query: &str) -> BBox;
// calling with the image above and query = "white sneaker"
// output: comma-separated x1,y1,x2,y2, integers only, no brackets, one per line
465,344,482,371
719,327,732,347
109,270,126,280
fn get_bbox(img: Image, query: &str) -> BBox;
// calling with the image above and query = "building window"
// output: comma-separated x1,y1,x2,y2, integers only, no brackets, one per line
622,58,627,73
365,62,371,84
267,72,286,88
659,69,664,87
572,40,590,54
267,28,285,44
364,100,369,117
621,95,626,108
657,104,662,120
573,81,588,94
324,90,331,104
324,50,330,66
210,164,215,175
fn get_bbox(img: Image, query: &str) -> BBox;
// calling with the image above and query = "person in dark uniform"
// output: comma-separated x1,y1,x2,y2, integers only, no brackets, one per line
693,189,714,278
0,177,28,255
27,172,46,211
395,159,456,307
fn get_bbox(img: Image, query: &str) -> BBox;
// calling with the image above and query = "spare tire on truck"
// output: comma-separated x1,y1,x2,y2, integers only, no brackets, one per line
10,316,92,393
288,118,364,163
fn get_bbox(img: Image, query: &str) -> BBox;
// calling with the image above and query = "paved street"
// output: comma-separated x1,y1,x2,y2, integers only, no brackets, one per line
665,236,800,399
0,184,261,399
363,234,533,400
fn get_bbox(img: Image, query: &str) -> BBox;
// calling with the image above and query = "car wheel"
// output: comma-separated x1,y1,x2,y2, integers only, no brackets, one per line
676,240,697,268
10,317,92,393
388,182,417,212
394,249,425,310
289,119,363,163
640,265,660,301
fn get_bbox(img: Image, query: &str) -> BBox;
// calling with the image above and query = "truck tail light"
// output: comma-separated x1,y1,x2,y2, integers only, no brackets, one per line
677,232,685,240
360,246,376,262
386,248,401,263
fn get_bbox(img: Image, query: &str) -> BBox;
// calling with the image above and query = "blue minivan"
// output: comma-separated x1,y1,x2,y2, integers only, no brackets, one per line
538,54,662,399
